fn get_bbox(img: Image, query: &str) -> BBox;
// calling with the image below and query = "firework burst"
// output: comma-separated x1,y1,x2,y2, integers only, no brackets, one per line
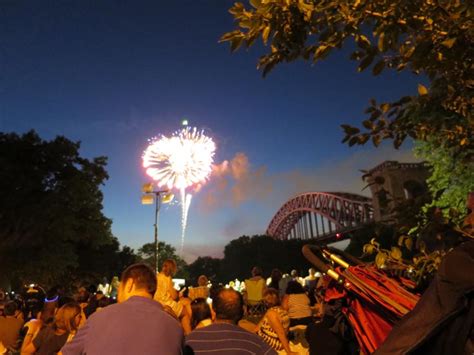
143,126,215,254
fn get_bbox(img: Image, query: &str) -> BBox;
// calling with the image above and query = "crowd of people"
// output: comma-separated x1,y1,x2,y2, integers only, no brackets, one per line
0,261,339,355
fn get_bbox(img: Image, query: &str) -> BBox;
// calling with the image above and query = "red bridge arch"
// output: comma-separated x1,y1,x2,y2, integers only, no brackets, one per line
266,192,373,242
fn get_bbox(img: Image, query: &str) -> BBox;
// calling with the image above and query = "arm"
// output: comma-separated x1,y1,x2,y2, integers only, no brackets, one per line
265,310,297,355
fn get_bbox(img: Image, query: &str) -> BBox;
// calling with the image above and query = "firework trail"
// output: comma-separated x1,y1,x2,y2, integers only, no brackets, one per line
143,126,215,254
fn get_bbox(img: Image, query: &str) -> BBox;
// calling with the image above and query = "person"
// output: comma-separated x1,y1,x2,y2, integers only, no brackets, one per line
188,275,210,301
0,301,24,351
278,273,291,299
304,268,320,306
97,278,110,297
282,281,313,327
185,288,277,355
256,288,299,355
61,263,184,355
108,276,119,299
267,269,282,291
190,298,212,329
21,298,58,354
22,302,82,355
154,259,192,334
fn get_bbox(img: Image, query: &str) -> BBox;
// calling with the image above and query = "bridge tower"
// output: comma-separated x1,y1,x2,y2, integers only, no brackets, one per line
363,161,430,222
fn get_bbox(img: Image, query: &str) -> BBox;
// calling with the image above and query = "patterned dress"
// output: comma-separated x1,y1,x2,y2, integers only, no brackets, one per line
257,306,290,351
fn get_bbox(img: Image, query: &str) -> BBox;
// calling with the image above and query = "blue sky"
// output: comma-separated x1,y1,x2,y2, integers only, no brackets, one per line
0,1,422,261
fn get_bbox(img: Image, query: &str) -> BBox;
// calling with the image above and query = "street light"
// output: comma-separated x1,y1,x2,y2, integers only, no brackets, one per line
141,183,174,273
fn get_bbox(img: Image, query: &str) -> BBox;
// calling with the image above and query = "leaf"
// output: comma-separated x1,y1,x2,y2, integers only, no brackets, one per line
390,247,402,260
372,134,382,146
441,38,456,48
362,120,374,130
358,54,374,72
372,60,385,75
398,235,406,247
377,32,386,52
249,0,261,8
262,26,271,45
405,237,413,251
230,36,244,52
418,84,428,96
363,244,375,255
375,252,386,268
380,103,390,113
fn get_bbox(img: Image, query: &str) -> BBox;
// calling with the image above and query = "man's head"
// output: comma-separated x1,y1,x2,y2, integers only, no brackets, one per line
3,301,18,316
118,263,157,303
161,259,177,277
251,266,262,277
212,288,244,324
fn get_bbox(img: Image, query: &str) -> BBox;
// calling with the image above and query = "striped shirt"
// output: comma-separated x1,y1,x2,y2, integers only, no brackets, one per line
185,323,276,355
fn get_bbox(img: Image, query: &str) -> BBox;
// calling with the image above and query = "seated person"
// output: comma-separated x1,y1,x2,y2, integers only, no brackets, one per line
256,288,298,355
282,281,313,327
190,298,213,329
188,275,210,301
22,303,82,354
0,301,24,351
153,259,191,334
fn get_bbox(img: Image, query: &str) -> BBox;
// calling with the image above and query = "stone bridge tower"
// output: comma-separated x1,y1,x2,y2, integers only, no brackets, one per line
363,161,430,222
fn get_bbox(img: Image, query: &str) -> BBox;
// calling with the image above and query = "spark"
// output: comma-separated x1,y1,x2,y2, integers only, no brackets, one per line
143,127,215,254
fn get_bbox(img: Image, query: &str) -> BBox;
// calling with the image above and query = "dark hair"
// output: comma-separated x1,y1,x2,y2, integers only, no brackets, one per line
251,266,262,277
98,297,110,308
263,288,280,307
4,301,17,316
121,263,157,295
213,288,243,324
286,280,305,294
191,298,212,329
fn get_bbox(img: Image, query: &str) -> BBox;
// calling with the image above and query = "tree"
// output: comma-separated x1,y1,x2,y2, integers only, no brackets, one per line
137,242,188,279
186,256,222,284
414,139,474,219
0,131,116,288
221,0,473,152
221,235,312,281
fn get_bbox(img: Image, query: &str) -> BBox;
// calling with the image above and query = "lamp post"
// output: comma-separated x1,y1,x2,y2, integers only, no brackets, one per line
141,183,173,273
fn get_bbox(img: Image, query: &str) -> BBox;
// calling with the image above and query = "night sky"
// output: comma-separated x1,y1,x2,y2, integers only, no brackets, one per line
1,1,422,261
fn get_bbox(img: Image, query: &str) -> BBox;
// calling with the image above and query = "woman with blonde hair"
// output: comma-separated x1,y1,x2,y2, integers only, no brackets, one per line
22,302,82,355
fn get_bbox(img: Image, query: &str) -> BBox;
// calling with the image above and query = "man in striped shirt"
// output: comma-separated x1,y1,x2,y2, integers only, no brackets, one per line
184,288,276,355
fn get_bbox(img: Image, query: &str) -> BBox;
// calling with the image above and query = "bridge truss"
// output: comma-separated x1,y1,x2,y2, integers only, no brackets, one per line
266,192,374,242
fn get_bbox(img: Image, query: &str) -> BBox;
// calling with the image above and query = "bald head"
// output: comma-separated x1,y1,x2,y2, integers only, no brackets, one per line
212,288,244,324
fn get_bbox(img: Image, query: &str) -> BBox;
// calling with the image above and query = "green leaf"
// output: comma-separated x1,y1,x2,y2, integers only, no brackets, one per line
358,54,374,72
249,0,261,8
418,84,428,96
262,26,271,45
230,36,244,52
441,38,456,48
378,33,386,52
372,134,382,146
390,247,402,260
375,252,386,268
404,237,413,251
372,60,385,75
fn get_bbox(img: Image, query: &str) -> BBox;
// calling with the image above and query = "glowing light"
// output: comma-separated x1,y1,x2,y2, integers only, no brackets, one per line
143,127,215,254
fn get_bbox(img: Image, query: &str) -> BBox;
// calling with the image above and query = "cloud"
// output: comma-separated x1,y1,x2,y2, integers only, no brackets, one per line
199,145,421,212
200,152,273,210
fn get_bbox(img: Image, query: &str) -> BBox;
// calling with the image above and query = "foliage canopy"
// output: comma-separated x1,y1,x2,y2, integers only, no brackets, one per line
221,0,473,151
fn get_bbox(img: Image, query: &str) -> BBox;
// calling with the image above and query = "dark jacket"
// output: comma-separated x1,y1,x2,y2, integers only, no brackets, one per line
375,240,474,355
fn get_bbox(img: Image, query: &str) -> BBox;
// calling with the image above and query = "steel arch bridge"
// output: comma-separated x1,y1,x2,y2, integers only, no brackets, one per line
266,192,374,242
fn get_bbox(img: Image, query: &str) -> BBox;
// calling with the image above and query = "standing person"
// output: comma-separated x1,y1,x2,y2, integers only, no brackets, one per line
22,302,82,355
108,276,119,299
154,259,192,334
268,269,282,292
304,268,320,306
61,263,184,355
188,275,210,301
185,288,276,355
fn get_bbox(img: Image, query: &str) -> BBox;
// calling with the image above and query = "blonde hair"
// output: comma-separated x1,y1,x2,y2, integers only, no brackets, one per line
54,303,81,333
197,275,208,287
